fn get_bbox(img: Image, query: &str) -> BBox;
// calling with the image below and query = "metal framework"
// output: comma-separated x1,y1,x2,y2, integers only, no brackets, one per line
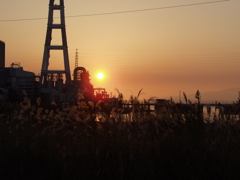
40,0,71,85
75,49,78,68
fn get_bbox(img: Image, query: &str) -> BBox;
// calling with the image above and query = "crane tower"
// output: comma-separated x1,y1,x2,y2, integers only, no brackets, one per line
40,0,71,85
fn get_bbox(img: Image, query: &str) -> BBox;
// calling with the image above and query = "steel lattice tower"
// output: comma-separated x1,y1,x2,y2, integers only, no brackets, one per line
75,49,78,68
40,0,71,85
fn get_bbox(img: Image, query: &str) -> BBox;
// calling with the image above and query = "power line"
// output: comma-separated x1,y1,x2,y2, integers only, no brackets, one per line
0,0,229,22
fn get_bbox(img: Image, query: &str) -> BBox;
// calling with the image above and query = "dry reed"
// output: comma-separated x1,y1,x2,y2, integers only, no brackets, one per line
0,91,240,179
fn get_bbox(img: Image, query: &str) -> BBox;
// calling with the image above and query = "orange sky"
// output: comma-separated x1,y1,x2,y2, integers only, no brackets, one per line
0,0,240,102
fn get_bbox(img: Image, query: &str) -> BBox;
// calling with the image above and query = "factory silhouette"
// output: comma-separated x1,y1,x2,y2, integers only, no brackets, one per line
0,0,111,104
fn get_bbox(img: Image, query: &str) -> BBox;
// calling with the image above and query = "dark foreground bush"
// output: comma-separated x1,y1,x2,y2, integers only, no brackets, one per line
1,99,240,180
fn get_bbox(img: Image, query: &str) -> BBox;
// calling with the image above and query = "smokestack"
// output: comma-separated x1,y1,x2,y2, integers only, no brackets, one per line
0,41,5,68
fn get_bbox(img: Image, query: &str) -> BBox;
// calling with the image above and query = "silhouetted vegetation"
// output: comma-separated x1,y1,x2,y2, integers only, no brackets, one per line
1,91,240,179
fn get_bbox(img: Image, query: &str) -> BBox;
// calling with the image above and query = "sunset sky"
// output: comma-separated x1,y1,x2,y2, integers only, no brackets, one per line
0,0,239,102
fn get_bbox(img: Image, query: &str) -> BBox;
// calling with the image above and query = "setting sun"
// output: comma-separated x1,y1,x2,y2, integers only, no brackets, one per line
97,73,104,79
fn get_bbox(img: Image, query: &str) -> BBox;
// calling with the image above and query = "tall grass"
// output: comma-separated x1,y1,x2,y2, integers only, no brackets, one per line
1,92,240,179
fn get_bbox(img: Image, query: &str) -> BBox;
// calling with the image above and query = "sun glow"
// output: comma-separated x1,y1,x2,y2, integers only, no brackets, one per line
97,73,104,79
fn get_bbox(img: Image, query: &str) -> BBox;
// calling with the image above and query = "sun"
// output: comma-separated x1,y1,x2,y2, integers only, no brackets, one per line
97,73,104,79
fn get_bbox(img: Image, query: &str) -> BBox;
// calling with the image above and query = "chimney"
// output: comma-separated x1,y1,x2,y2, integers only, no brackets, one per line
0,41,5,68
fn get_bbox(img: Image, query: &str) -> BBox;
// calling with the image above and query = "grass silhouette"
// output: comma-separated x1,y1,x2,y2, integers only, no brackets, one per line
1,91,240,179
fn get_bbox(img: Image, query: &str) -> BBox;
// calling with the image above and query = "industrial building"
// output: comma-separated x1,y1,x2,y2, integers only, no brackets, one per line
0,0,111,104
0,40,38,101
0,63,39,101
